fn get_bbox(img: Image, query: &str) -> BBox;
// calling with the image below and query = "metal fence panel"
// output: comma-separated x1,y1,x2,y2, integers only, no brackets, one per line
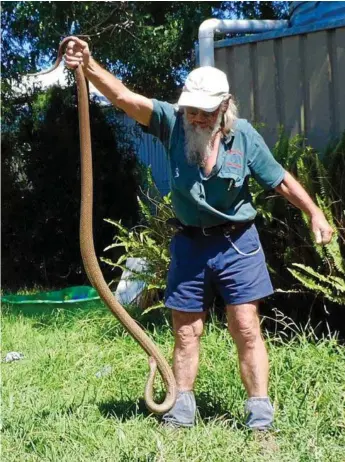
214,26,345,151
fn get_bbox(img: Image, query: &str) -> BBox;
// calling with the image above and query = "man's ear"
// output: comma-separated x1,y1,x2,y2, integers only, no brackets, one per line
221,95,232,113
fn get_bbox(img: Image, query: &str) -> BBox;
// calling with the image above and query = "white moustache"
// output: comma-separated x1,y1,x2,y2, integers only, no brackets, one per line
183,112,223,167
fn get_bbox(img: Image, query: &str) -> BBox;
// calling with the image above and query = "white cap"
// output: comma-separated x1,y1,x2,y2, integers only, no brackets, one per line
178,66,229,112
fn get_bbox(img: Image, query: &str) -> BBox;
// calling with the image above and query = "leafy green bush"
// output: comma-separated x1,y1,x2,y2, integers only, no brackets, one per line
102,169,175,312
287,134,345,305
254,130,345,306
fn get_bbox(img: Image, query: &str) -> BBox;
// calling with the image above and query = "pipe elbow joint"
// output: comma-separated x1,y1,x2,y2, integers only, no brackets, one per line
199,18,219,39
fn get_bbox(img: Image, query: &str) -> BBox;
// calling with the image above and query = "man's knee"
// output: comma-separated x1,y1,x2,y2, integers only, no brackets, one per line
172,310,205,347
175,324,202,347
227,304,262,349
230,320,260,344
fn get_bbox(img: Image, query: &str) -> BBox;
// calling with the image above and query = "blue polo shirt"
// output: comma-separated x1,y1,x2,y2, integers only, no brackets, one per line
143,99,285,227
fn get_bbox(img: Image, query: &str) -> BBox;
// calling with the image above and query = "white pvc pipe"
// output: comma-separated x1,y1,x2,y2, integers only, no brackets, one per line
198,19,289,66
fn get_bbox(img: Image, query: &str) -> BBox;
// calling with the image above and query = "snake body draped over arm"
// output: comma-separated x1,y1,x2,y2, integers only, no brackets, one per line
32,37,177,414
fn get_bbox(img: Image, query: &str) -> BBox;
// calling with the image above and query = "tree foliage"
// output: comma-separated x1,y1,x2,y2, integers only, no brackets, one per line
1,1,222,100
2,86,140,290
1,1,288,99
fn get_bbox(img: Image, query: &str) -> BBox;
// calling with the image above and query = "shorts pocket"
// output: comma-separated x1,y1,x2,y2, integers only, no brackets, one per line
226,224,261,256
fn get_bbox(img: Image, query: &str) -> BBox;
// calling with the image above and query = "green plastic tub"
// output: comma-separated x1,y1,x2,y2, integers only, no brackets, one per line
1,286,100,305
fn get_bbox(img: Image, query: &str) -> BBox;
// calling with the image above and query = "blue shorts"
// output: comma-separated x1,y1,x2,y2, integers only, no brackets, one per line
165,224,273,312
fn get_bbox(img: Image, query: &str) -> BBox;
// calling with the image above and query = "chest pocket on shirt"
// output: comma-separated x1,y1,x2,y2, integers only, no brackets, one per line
217,148,245,191
170,160,199,192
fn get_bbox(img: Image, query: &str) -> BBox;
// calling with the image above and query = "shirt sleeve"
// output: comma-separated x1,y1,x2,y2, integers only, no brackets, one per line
248,128,286,189
141,99,177,149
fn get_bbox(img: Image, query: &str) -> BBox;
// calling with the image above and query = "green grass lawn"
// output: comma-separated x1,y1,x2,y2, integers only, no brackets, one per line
2,301,345,461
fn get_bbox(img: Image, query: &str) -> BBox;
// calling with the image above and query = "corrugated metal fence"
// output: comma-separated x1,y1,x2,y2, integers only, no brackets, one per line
214,19,345,151
137,130,170,196
114,113,170,196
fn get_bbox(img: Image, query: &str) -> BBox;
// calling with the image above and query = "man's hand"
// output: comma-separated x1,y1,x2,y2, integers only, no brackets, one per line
64,37,90,70
275,172,334,245
310,210,334,245
61,37,153,126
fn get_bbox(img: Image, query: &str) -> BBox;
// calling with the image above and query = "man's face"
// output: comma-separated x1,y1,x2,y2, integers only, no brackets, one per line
183,105,223,167
185,107,220,131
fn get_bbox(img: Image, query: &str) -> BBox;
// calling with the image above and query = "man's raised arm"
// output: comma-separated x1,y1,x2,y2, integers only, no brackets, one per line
64,37,153,126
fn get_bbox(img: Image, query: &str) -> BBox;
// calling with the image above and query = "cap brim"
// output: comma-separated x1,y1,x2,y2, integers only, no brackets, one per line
177,92,223,112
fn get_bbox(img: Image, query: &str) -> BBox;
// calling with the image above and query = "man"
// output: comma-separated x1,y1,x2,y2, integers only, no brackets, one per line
65,37,333,430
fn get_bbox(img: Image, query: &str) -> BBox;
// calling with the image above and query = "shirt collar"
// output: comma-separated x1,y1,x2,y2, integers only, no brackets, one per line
222,119,238,145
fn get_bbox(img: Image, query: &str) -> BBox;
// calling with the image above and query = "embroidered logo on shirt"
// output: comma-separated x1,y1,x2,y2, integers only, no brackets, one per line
226,161,242,169
226,149,244,157
174,167,180,178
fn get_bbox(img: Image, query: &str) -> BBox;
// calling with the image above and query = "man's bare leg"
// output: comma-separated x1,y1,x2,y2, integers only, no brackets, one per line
226,301,268,396
162,310,206,427
226,301,274,430
172,310,207,390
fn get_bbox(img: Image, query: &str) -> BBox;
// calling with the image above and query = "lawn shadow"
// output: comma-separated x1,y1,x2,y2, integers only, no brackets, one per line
195,391,245,430
97,397,153,421
97,394,246,430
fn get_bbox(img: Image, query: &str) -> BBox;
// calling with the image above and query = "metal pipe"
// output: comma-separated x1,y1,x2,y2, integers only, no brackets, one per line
198,19,289,66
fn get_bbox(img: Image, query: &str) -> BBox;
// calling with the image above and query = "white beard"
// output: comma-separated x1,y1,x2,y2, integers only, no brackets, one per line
183,111,223,167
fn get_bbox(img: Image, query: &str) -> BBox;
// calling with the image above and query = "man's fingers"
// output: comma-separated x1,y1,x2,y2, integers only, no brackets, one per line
67,36,88,47
65,55,82,62
315,229,322,244
314,227,334,245
65,59,82,65
66,40,77,53
311,212,334,246
64,56,83,69
66,47,83,58
321,229,333,244
64,38,89,70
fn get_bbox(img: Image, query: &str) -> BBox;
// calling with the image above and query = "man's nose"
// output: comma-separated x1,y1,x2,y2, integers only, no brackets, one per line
194,112,205,123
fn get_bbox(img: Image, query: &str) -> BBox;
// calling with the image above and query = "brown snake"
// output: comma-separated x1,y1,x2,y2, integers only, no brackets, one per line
31,36,177,414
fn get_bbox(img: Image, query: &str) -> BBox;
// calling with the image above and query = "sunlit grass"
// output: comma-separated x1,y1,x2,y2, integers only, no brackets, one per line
2,302,345,461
